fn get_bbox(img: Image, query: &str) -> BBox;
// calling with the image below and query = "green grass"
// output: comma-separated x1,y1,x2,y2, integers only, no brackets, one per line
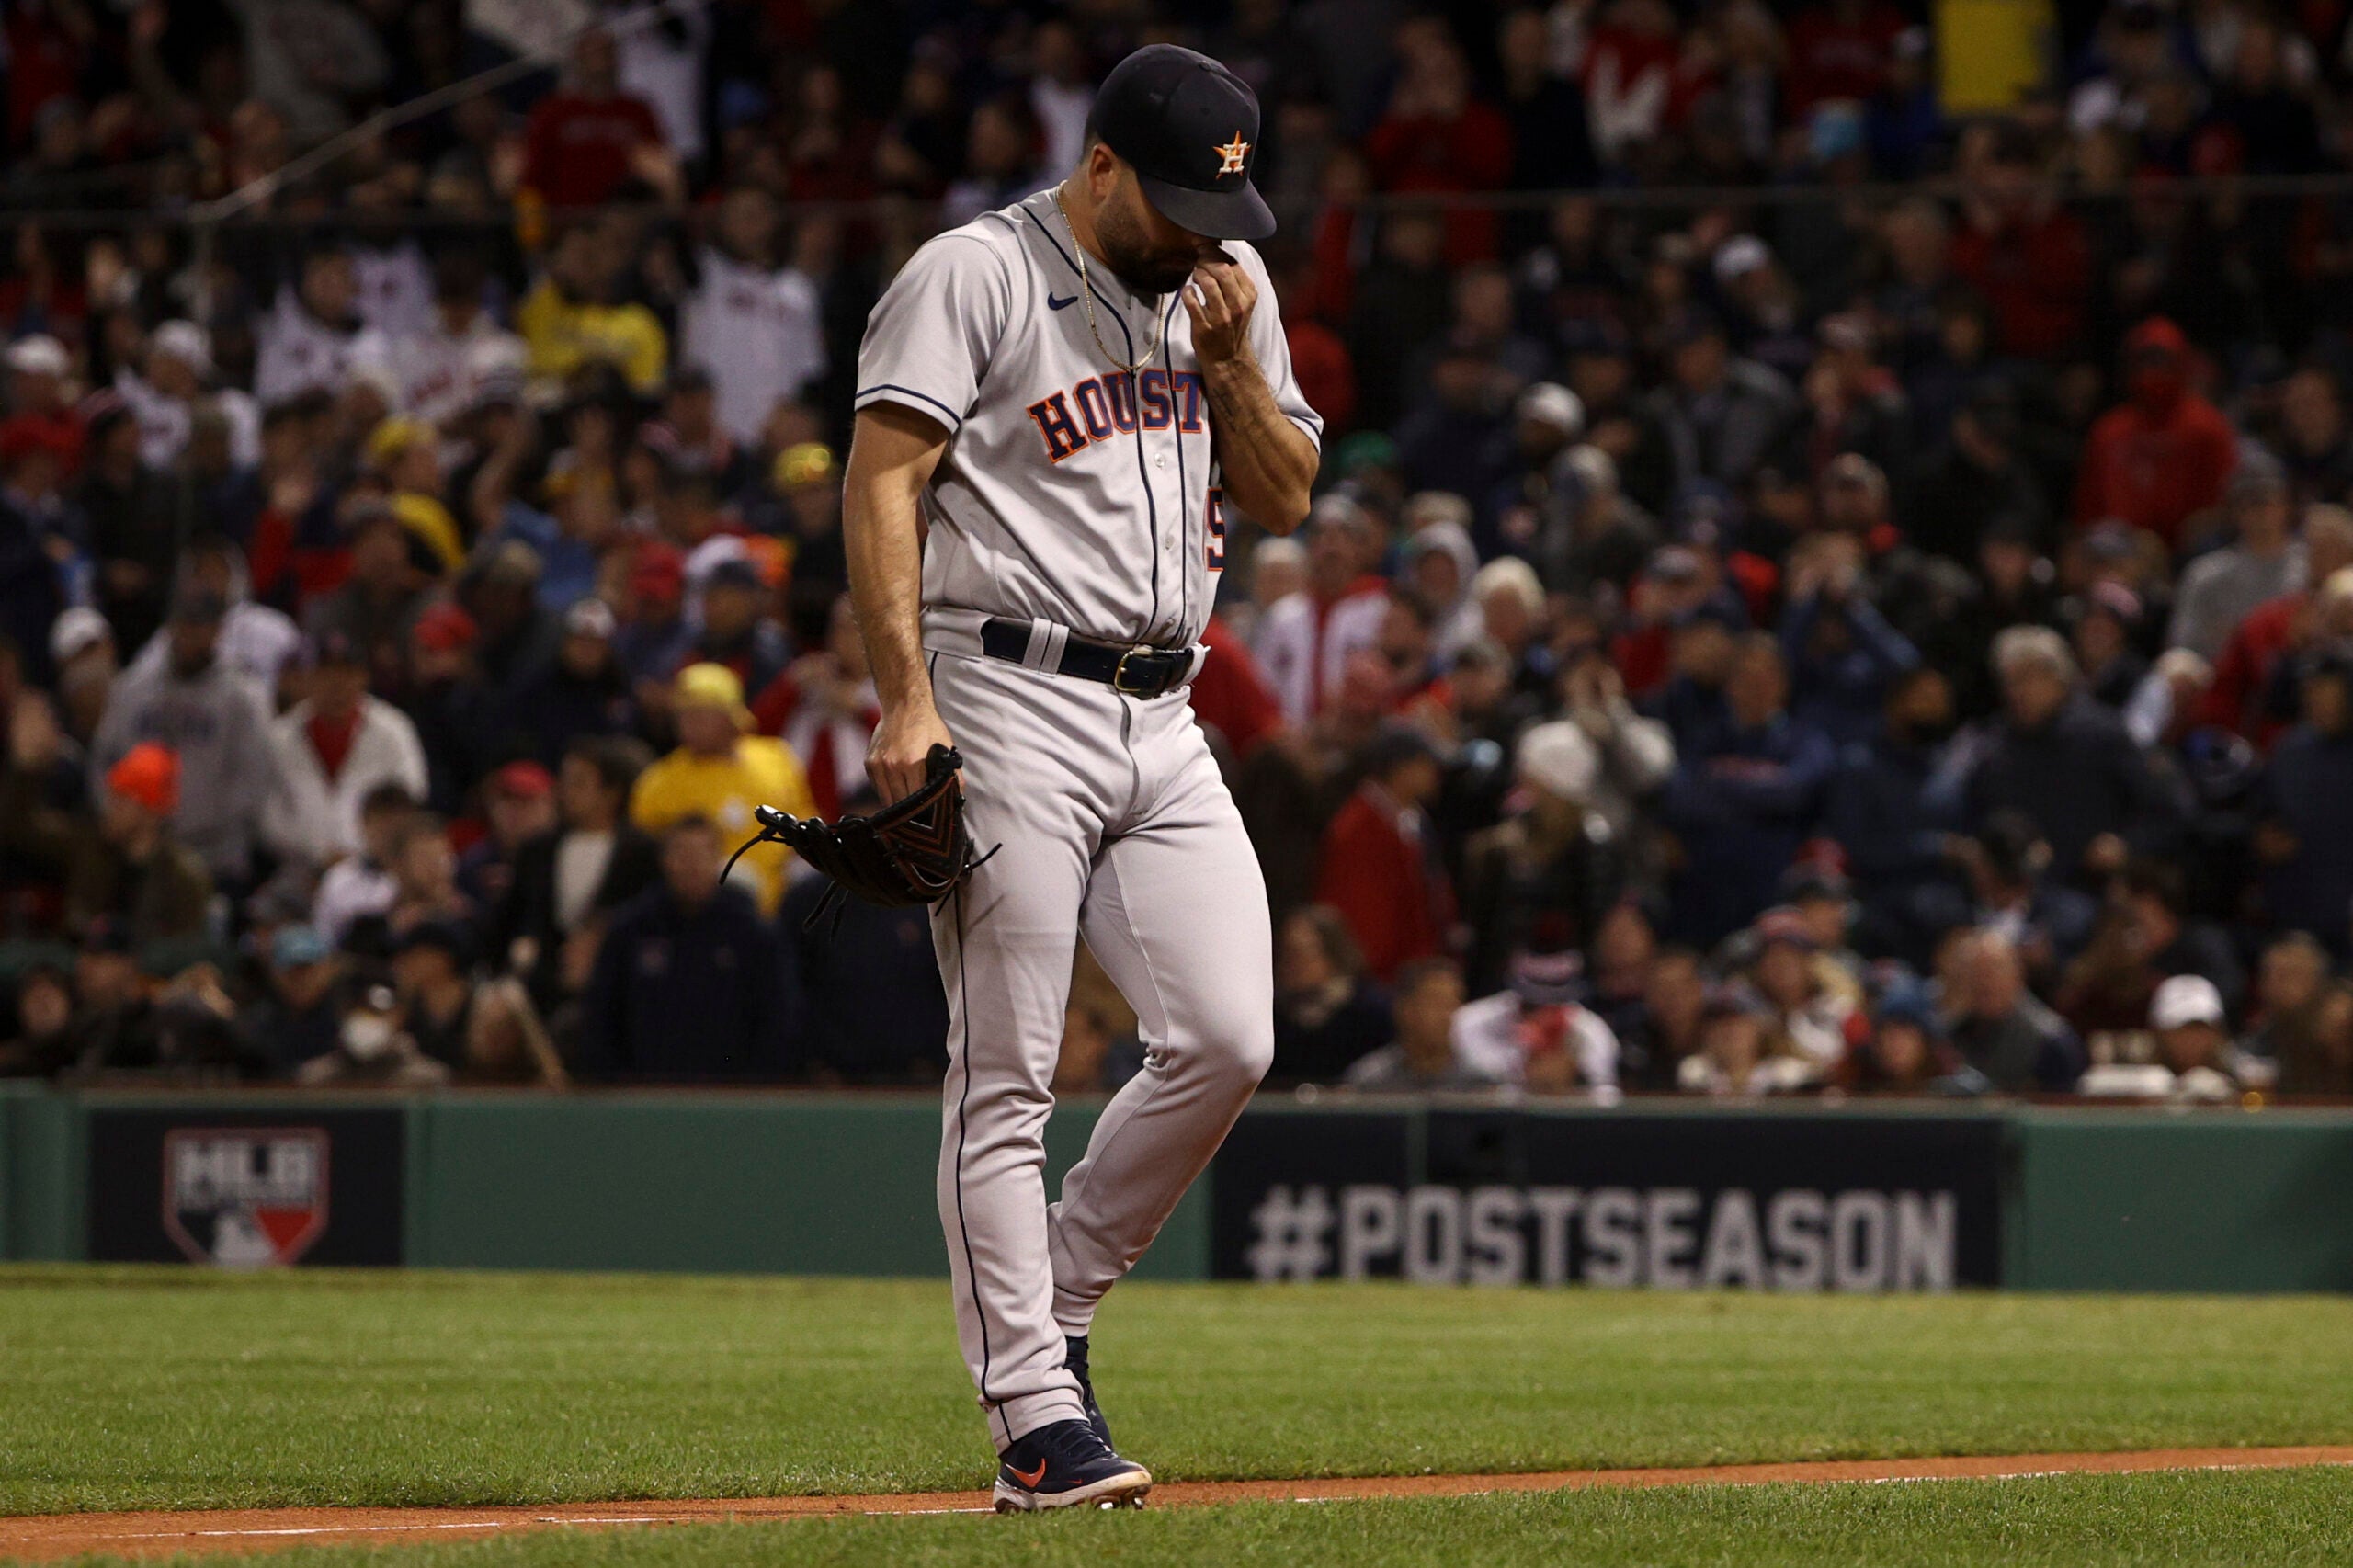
7,1268,2353,1520
44,1470,2353,1568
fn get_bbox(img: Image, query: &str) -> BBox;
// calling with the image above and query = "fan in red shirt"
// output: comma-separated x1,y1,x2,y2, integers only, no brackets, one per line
2073,316,2239,551
1363,22,1512,267
1,335,83,475
1188,614,1286,761
1279,250,1358,437
1783,0,1910,116
1582,0,1711,169
1948,124,2091,361
4,4,87,147
780,62,880,205
1313,725,1455,983
2200,510,2353,746
1253,494,1393,723
1302,153,1369,325
0,407,75,501
522,29,677,210
750,595,878,821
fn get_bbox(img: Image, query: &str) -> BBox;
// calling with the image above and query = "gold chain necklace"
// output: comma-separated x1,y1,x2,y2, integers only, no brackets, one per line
1053,183,1164,377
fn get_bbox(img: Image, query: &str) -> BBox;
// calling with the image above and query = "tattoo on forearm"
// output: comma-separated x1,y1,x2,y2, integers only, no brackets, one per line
1204,358,1313,523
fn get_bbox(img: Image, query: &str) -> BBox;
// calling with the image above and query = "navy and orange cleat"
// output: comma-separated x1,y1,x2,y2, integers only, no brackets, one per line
1065,1335,1112,1449
992,1418,1151,1512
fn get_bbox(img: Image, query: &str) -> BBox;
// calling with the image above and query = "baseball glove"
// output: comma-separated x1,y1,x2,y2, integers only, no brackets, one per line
733,744,985,929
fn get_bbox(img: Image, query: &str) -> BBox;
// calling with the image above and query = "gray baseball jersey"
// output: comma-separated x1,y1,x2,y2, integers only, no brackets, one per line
855,187,1322,649
853,187,1319,1453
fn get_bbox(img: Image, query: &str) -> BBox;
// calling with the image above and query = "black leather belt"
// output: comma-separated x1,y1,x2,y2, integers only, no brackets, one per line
979,618,1196,699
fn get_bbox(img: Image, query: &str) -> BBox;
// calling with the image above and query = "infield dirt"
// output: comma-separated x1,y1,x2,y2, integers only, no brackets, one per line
4,1445,2349,1563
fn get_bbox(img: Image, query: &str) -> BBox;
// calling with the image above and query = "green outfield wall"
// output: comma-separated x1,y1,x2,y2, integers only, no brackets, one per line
4,1084,2350,1290
401,1093,1207,1279
2006,1108,2353,1291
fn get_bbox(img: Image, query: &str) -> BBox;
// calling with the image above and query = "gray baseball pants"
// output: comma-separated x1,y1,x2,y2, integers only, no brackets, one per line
923,631,1273,1450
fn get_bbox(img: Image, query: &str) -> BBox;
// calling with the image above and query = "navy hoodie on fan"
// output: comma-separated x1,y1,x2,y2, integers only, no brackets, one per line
575,882,796,1082
779,875,949,1083
0,494,63,685
1823,730,1957,948
1661,714,1836,946
2259,722,2353,954
1964,695,2185,880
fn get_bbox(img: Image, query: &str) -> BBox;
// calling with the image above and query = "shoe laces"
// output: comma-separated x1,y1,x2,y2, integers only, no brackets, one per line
1026,1417,1117,1468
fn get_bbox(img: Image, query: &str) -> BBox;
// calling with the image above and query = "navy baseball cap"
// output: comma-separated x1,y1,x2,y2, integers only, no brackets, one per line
1090,45,1275,242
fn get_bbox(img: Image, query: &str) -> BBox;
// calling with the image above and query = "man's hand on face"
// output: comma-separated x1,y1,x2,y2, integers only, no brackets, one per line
1184,252,1256,369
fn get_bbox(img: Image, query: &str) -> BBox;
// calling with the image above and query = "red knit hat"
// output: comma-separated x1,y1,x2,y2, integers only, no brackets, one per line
107,743,179,815
412,601,479,653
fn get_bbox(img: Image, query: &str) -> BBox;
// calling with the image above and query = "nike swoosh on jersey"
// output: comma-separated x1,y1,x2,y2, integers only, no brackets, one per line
1048,293,1078,311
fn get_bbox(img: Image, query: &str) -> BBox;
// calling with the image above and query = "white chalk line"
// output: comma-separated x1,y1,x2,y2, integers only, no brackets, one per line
21,1457,2353,1550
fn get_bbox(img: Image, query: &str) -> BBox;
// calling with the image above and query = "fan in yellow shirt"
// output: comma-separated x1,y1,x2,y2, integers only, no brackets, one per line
516,225,668,397
629,664,816,914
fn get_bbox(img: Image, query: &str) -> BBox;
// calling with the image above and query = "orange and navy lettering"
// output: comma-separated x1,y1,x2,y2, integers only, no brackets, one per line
1138,369,1173,428
1026,391,1088,462
1028,370,1207,461
1074,379,1115,440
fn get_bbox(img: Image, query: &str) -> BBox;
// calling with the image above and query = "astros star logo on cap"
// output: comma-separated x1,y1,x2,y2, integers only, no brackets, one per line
1093,45,1276,239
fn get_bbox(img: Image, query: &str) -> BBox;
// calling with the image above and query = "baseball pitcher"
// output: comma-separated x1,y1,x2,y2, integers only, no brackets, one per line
841,44,1320,1511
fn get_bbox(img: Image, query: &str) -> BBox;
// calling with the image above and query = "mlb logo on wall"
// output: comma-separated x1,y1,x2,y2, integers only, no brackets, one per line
86,1106,402,1266
162,1129,331,1267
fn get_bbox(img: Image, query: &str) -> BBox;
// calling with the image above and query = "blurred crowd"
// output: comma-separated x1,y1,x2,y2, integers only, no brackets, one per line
4,0,2353,1100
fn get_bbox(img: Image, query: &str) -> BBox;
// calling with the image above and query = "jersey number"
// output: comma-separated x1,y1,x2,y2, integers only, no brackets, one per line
1205,487,1227,571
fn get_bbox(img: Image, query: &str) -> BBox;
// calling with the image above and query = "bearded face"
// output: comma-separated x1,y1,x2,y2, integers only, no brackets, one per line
1094,171,1209,296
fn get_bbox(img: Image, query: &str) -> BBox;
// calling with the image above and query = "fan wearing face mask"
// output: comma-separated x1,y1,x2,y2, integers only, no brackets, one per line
294,982,449,1088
